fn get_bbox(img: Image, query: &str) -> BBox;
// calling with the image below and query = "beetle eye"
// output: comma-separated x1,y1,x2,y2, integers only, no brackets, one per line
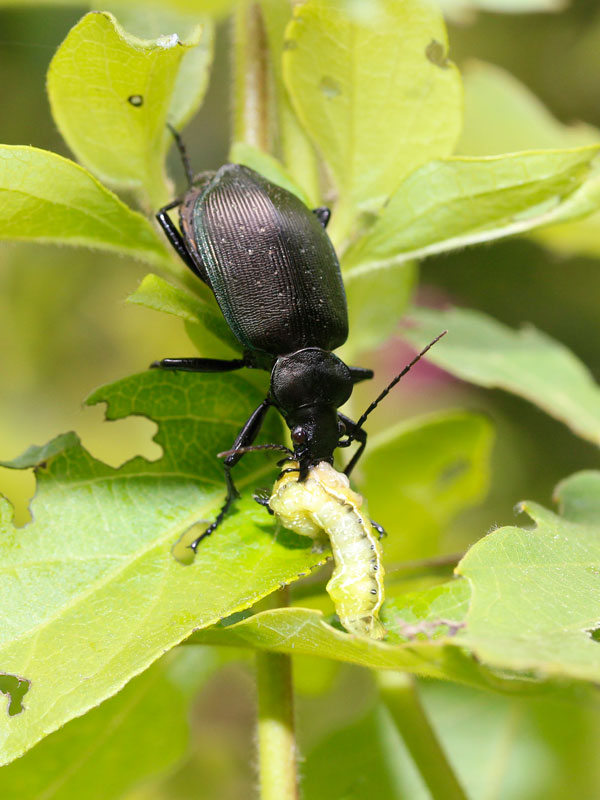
338,420,347,436
291,426,307,444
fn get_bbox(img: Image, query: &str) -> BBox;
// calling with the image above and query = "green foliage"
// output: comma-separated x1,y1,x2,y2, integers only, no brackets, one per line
343,148,600,270
283,0,463,245
0,649,217,800
402,306,600,447
47,12,209,209
0,146,170,267
3,0,600,794
193,469,600,687
0,370,325,765
361,411,494,561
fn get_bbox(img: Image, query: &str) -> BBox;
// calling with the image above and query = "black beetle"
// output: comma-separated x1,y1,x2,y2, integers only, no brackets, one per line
153,131,444,549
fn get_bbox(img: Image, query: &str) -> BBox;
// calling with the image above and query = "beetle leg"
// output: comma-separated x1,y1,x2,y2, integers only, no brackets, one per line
348,366,374,384
191,399,272,550
337,413,368,477
150,357,247,372
312,206,331,228
156,202,207,282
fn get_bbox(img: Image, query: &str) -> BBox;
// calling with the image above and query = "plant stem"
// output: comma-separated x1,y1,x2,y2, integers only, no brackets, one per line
256,589,298,800
232,0,272,152
377,671,468,800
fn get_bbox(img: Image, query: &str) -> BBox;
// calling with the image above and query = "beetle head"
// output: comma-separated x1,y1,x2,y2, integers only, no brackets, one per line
271,348,352,469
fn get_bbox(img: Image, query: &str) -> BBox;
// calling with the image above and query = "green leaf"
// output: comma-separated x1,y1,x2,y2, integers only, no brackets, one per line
283,0,462,239
228,141,312,207
402,306,600,448
456,485,600,682
361,411,494,561
0,370,326,765
0,649,216,800
342,261,417,357
343,147,600,271
303,704,427,800
458,60,600,259
0,146,171,268
47,12,205,209
102,4,215,132
194,469,600,686
440,0,568,24
126,273,240,352
555,471,600,526
190,599,481,686
458,60,599,158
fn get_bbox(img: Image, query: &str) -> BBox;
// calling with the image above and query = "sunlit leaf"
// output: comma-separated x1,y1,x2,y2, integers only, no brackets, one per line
0,650,217,799
0,146,171,269
0,370,325,765
126,273,240,352
283,0,462,242
47,12,206,208
343,147,600,271
402,306,600,448
458,59,600,259
457,478,600,682
102,4,215,132
194,470,600,686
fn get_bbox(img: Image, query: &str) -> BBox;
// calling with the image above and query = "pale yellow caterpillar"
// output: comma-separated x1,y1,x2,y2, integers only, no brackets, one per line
269,461,385,639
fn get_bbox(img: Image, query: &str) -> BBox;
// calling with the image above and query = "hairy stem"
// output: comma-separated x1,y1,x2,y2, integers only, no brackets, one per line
232,0,272,152
378,671,468,800
256,589,298,800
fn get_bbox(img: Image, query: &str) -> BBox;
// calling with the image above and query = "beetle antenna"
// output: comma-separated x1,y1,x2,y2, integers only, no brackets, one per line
217,443,294,459
348,330,447,441
167,123,194,187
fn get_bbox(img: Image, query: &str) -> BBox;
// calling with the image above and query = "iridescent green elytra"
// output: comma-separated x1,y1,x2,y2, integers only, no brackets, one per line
269,461,385,639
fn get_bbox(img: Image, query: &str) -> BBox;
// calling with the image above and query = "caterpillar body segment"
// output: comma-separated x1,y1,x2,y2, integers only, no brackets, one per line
269,461,385,639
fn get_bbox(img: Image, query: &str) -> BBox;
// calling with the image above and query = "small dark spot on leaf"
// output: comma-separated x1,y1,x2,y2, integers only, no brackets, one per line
0,672,31,716
128,95,144,107
588,627,600,643
437,459,469,487
426,39,450,69
320,76,341,98
283,39,297,51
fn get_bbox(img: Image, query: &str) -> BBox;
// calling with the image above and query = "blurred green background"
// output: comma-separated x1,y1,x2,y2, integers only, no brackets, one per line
2,2,600,798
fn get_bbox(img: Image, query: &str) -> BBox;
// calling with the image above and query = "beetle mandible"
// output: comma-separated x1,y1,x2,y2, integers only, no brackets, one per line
153,129,444,550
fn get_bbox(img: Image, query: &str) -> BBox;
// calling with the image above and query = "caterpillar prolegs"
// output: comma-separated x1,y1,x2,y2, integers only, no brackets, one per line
269,461,385,640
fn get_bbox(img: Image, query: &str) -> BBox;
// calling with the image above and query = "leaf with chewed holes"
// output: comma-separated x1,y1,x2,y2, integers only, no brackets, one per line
47,11,207,208
192,471,600,687
0,370,326,766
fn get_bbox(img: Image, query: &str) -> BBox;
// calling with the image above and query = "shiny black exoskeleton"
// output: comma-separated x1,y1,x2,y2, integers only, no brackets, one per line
154,146,376,549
